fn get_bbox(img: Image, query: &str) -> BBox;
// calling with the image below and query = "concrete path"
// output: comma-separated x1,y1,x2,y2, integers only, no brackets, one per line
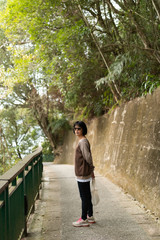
23,163,160,240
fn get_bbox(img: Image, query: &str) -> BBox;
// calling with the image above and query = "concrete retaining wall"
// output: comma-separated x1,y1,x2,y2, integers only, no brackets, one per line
60,87,160,217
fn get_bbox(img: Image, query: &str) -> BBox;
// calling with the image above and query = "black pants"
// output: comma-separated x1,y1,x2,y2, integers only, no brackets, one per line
78,181,93,220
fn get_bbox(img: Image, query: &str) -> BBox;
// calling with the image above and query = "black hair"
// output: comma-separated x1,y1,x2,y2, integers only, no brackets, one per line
73,121,87,136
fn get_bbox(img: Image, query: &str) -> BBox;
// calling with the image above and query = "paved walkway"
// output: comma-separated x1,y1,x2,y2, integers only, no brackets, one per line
23,163,160,240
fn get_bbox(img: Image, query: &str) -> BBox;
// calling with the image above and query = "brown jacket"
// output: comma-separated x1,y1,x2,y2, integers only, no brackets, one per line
75,138,94,179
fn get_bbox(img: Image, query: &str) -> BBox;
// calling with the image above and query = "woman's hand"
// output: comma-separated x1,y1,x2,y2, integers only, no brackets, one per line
91,172,95,179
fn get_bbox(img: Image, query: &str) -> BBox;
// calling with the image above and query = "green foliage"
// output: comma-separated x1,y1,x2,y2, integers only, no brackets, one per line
1,0,159,117
96,53,132,87
49,116,71,145
0,106,42,174
141,75,160,96
41,139,54,162
50,117,70,133
0,27,12,70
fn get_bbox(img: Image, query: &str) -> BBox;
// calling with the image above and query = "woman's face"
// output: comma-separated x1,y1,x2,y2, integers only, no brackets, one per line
74,125,83,137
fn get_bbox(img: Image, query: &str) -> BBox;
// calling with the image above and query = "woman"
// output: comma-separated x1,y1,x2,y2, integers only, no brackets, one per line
72,121,95,227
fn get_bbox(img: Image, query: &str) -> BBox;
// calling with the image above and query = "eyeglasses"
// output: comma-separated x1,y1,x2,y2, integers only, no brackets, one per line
74,127,81,131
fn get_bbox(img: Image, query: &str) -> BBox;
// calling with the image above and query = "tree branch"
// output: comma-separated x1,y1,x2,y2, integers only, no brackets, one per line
95,0,106,29
151,0,160,21
83,7,97,17
105,0,124,15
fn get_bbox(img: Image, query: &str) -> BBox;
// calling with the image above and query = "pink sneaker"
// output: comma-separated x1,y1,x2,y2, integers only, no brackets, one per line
72,217,90,227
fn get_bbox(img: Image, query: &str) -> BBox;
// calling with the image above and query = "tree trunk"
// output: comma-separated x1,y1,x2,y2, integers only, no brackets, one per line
28,85,57,150
0,125,12,160
132,18,151,49
35,113,57,149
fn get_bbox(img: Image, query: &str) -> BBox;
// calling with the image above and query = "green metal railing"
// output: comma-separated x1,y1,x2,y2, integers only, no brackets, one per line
0,147,43,240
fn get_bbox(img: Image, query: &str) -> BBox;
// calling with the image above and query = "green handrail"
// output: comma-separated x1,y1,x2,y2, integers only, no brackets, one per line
0,147,43,240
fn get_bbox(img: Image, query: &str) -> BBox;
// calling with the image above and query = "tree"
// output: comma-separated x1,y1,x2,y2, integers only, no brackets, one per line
0,106,41,174
0,0,159,161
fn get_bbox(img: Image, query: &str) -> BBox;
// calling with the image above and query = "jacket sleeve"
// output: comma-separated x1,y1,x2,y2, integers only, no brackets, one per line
79,140,95,171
